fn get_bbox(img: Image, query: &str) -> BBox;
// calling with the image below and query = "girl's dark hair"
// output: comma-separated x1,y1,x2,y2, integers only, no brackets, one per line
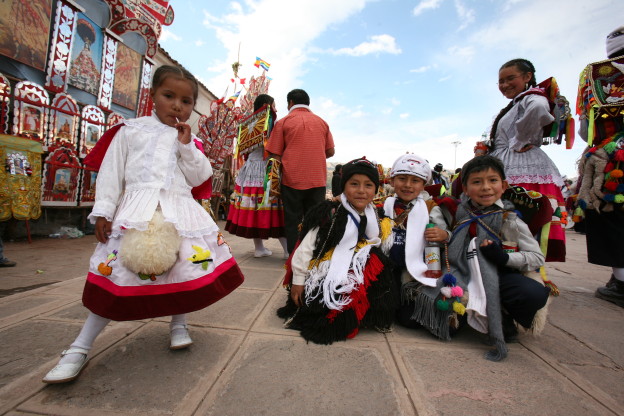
489,59,537,145
254,94,274,111
152,65,199,102
461,155,506,187
500,58,537,87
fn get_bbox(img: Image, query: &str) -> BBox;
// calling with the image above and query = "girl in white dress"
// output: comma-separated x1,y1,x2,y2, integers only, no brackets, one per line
43,65,245,384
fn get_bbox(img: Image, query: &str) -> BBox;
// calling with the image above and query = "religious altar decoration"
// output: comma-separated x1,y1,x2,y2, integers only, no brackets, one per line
78,105,105,158
12,80,49,143
41,145,81,207
47,92,80,151
0,134,43,221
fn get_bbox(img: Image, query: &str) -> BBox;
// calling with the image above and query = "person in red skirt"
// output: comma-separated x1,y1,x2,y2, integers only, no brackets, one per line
42,65,244,384
226,94,288,258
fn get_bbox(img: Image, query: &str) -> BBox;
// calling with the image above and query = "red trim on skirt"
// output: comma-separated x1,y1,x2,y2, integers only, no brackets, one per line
82,258,244,321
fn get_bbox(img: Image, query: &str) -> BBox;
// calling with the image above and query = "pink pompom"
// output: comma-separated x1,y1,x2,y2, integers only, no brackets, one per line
450,286,464,297
440,287,453,298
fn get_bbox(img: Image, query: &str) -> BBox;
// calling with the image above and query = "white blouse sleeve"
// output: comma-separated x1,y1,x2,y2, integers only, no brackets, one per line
511,95,554,151
88,129,128,223
177,140,213,187
291,227,319,285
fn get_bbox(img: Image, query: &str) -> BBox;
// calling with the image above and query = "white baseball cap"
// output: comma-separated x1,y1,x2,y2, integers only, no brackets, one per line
390,153,431,182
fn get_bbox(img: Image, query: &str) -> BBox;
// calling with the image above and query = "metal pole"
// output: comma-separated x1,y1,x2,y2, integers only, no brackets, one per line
451,140,461,169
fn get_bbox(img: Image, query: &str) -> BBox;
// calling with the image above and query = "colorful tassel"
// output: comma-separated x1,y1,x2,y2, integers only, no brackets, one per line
450,286,463,297
565,117,575,149
436,299,450,311
615,195,624,204
440,287,452,298
605,162,615,173
604,141,618,154
442,274,456,285
452,301,466,315
604,181,618,192
611,169,624,179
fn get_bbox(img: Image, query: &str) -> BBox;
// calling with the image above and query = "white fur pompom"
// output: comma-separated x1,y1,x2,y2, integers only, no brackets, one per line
119,210,181,276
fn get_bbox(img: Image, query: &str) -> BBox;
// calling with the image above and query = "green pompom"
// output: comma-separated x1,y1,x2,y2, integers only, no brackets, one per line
436,299,451,311
604,141,618,154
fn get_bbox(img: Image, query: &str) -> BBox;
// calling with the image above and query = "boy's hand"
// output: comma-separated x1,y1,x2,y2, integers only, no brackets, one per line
175,119,191,144
479,239,509,266
95,217,112,243
290,284,305,307
425,226,449,243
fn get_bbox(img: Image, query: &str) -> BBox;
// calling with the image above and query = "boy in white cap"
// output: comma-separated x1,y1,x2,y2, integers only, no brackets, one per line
382,153,451,328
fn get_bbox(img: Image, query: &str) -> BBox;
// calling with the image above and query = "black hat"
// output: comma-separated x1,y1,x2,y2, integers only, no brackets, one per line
340,157,379,192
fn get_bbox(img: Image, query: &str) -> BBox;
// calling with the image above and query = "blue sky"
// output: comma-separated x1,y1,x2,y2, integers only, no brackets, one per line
160,0,622,178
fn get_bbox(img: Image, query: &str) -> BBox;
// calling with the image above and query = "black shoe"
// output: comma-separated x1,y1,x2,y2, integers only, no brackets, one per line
595,279,624,308
605,274,618,289
502,312,518,343
0,259,16,267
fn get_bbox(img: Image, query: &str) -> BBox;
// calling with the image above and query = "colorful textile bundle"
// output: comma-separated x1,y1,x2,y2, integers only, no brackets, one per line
525,77,575,149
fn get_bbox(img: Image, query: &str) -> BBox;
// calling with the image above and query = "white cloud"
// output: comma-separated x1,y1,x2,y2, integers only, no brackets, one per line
413,0,444,16
399,113,410,119
410,65,431,73
454,0,475,31
195,39,205,47
330,34,402,56
447,45,475,61
197,0,370,111
159,29,181,42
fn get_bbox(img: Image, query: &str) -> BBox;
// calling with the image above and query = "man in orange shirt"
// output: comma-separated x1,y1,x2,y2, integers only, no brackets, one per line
266,89,335,254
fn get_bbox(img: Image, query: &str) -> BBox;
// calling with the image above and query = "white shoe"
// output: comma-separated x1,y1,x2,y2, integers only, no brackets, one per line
170,324,193,350
254,248,272,258
42,347,89,384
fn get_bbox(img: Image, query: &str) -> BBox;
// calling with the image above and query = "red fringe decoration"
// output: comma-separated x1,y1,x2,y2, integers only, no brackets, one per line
326,252,385,337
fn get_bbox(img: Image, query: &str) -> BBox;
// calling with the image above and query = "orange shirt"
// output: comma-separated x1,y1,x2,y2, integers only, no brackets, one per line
266,107,334,190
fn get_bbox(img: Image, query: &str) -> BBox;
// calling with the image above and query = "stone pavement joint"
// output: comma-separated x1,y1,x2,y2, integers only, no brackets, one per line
0,226,622,416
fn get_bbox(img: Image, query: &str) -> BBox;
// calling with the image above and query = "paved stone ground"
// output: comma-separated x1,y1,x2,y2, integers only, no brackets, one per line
0,224,622,416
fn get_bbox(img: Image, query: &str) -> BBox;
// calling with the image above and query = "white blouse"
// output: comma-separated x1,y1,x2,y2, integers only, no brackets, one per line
88,115,217,238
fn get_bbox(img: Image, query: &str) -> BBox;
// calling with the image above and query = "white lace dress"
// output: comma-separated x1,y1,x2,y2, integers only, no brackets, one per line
489,93,564,187
83,115,244,321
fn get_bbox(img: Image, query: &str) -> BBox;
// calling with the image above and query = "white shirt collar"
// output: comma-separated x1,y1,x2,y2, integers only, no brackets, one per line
289,104,311,113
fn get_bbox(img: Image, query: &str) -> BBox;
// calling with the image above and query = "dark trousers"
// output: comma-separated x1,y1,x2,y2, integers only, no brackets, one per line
281,184,326,253
499,271,550,328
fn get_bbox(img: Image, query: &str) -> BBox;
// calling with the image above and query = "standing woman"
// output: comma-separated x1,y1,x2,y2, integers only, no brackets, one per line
226,94,288,258
488,58,566,262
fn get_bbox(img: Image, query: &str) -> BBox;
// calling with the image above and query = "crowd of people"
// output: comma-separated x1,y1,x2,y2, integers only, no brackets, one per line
28,26,623,384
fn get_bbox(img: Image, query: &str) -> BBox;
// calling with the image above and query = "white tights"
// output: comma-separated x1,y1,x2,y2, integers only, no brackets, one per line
58,312,187,364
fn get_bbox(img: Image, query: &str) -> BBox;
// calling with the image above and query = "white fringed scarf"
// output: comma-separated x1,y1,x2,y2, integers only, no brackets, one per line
304,194,380,310
383,196,436,287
